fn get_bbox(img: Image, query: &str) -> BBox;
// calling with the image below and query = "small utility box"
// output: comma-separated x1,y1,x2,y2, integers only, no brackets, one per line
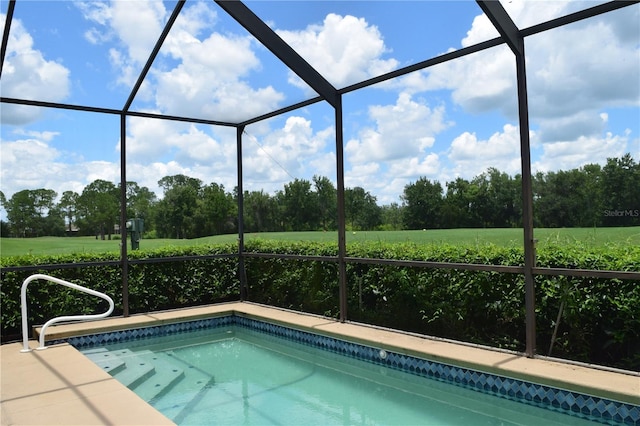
126,218,144,250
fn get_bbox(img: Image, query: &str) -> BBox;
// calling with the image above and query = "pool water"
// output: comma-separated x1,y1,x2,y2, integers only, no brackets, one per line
81,326,596,426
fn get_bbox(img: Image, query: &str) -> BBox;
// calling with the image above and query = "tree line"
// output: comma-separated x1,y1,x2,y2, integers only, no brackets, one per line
1,154,638,239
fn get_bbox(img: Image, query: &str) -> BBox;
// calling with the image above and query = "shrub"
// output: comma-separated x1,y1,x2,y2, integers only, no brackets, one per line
0,245,239,342
2,240,637,370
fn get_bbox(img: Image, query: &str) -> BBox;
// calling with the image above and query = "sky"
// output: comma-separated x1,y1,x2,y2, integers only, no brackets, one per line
1,0,639,213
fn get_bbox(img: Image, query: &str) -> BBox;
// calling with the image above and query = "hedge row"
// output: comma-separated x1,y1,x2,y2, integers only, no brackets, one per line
0,245,239,342
1,241,638,370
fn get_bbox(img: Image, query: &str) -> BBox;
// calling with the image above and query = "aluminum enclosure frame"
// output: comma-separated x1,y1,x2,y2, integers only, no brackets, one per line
2,0,640,358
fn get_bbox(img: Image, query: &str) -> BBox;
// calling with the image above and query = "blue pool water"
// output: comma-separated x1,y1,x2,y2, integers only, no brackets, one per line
72,317,630,426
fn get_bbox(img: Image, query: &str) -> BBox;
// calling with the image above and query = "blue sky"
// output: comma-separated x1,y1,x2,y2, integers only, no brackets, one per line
1,0,639,212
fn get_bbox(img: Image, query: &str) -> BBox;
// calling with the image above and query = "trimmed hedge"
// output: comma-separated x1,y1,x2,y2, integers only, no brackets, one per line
0,245,239,342
1,240,638,370
244,240,640,371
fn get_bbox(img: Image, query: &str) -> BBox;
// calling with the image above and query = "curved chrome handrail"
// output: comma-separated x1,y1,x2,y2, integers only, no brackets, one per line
21,274,114,352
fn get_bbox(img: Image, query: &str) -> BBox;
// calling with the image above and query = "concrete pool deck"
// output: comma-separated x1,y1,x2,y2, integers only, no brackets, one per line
2,301,639,425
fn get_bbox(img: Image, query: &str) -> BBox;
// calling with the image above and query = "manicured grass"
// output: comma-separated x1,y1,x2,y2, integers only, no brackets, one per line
2,227,638,258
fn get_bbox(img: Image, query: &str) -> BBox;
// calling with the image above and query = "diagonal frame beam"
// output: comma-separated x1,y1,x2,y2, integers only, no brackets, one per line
476,0,523,56
123,0,186,111
0,0,16,77
215,0,338,108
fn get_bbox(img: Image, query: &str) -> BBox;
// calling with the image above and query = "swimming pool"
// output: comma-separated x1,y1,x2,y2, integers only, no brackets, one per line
63,315,637,425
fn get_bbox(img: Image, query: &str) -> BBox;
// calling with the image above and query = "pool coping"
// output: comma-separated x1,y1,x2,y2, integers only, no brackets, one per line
2,301,639,425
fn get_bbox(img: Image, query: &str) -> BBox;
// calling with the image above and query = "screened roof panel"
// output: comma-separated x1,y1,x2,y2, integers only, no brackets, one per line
1,0,638,218
499,0,612,29
128,0,321,124
1,0,173,110
245,0,492,90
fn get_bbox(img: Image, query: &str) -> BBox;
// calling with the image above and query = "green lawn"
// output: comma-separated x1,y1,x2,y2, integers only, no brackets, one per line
2,227,638,257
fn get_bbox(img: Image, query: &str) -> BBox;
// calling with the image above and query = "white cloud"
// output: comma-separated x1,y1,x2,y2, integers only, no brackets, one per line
345,93,450,163
243,117,333,190
0,138,116,199
448,124,522,178
122,117,180,161
532,130,630,174
128,161,192,198
277,13,399,89
403,2,638,178
527,19,639,121
344,162,381,195
123,116,235,166
12,129,60,142
0,15,70,125
309,151,337,180
0,129,238,203
343,92,451,203
77,0,284,121
110,1,166,64
154,5,284,121
388,153,441,179
3,2,636,212
414,45,517,116
172,125,230,167
412,4,638,119
536,110,608,143
78,0,166,87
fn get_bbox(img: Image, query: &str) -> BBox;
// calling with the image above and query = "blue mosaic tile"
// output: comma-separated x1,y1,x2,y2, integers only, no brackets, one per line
55,314,640,426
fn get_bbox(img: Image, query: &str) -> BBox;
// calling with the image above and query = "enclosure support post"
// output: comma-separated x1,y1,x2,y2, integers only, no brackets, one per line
516,48,536,357
478,0,536,356
120,113,129,317
335,95,348,322
237,125,248,301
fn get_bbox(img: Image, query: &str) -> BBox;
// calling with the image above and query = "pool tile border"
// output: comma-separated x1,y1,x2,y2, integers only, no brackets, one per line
58,315,639,426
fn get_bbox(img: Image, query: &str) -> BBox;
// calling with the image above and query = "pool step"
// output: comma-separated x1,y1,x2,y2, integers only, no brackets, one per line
82,348,185,400
130,351,185,401
82,348,127,375
111,349,157,388
150,353,216,422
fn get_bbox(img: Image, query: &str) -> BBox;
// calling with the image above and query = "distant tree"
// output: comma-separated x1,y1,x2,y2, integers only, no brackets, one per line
243,190,279,232
195,182,236,236
601,154,640,226
380,202,403,230
345,187,381,231
313,175,337,230
442,178,476,228
580,164,604,227
154,185,200,239
58,191,79,233
5,188,61,237
158,174,202,193
281,179,319,231
6,190,38,237
534,166,602,228
153,175,204,238
76,180,119,239
122,182,157,231
0,191,7,236
401,178,444,230
471,168,521,228
534,170,571,227
42,204,66,236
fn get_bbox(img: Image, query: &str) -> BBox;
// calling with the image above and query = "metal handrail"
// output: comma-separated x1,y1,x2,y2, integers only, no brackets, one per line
20,274,114,352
